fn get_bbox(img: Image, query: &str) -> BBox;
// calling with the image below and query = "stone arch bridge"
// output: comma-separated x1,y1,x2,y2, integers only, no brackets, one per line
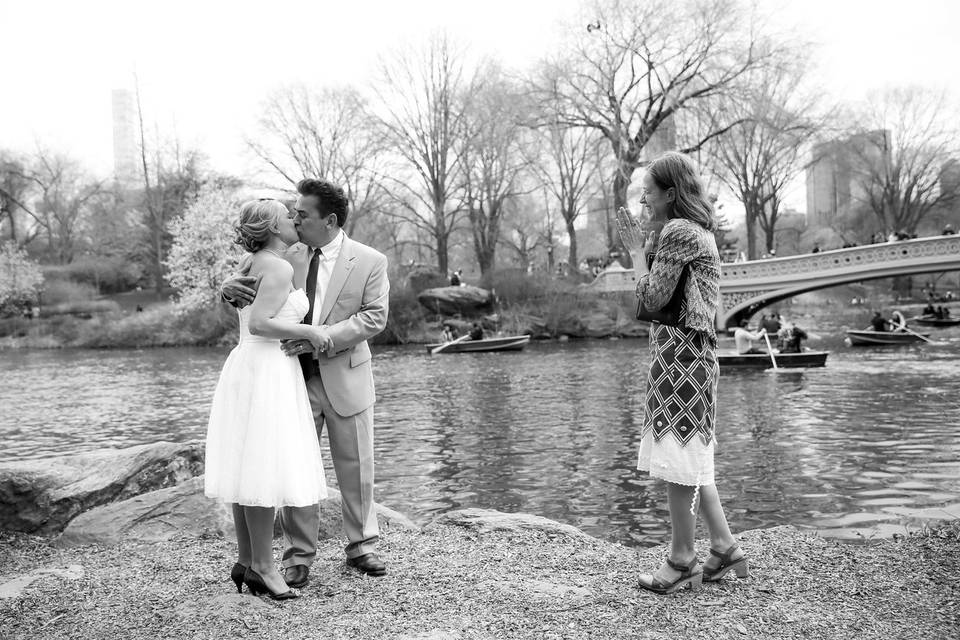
589,235,960,330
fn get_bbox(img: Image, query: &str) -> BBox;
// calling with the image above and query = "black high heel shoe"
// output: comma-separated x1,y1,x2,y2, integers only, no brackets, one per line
243,568,298,600
230,563,247,593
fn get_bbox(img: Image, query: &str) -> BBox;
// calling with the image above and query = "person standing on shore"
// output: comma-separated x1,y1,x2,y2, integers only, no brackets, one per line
616,152,747,595
221,179,390,586
205,199,329,600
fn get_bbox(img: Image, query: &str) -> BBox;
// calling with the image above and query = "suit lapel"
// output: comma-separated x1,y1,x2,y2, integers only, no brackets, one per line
318,234,357,324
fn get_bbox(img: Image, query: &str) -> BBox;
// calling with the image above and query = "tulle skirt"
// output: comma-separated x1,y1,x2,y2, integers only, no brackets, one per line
204,339,327,507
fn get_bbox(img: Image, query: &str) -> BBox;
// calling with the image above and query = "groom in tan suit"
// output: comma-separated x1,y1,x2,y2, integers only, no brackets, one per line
222,178,389,585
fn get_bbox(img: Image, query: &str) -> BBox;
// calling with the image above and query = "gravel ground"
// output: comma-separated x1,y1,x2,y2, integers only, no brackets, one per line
1,521,957,640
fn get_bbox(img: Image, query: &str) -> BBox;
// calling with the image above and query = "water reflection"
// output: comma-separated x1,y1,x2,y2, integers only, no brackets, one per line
2,333,959,547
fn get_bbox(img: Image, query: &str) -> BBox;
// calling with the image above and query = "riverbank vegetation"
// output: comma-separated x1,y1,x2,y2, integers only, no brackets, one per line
1,518,957,639
0,267,639,349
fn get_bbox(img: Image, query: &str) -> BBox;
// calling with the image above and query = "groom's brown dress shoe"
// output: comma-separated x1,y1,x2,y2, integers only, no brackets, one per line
346,553,387,576
283,565,310,589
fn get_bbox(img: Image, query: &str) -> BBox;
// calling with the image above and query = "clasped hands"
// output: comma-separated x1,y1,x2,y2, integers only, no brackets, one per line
220,274,332,357
615,207,655,256
281,328,333,359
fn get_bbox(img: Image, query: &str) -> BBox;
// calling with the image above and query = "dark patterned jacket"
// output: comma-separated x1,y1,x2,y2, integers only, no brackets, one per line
635,218,720,342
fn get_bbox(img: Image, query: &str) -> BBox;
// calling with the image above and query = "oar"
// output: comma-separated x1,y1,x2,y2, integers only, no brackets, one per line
430,333,471,355
896,324,934,344
762,332,780,370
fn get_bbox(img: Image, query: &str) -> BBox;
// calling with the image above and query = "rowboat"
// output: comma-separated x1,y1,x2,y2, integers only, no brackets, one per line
425,334,531,353
908,315,960,327
718,350,829,368
845,329,930,346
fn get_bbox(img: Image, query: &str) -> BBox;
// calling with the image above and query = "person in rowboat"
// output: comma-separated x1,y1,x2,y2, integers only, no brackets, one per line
469,322,484,340
733,320,766,355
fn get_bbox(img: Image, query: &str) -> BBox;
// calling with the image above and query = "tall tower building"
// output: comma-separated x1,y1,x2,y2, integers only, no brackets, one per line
805,130,889,228
111,88,138,186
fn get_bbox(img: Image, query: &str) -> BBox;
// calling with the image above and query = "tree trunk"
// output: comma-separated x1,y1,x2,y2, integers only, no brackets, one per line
745,210,757,260
613,164,637,266
565,218,578,270
436,229,448,275
478,244,495,275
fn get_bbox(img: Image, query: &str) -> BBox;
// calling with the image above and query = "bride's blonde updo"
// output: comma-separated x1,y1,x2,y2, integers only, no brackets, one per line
234,199,289,253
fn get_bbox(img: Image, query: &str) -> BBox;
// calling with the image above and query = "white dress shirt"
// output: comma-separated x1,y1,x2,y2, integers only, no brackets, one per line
310,229,344,326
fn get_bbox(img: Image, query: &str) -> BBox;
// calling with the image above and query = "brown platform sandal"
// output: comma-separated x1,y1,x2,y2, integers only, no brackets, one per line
702,543,749,582
638,557,703,595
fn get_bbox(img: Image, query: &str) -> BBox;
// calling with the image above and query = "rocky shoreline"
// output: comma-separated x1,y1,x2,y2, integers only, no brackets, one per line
1,443,958,639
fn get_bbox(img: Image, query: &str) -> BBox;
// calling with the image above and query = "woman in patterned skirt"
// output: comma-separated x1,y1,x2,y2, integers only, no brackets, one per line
617,152,748,594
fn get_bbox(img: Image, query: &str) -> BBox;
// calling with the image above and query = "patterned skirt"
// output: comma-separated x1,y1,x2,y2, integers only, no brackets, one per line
637,322,719,486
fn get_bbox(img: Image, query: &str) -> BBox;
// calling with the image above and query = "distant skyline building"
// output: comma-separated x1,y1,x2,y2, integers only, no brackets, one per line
940,158,960,197
642,116,677,161
805,130,889,228
111,88,138,186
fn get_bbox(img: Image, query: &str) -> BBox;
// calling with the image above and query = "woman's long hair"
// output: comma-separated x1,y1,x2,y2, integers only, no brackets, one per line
647,152,717,231
234,199,288,253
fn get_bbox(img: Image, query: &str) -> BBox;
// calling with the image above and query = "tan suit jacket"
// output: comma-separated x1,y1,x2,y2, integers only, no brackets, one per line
290,233,389,416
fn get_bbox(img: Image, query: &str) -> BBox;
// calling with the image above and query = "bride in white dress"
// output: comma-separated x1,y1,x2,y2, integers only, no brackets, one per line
205,199,328,600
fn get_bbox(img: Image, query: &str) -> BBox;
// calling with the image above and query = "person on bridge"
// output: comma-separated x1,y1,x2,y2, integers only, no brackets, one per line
733,321,766,355
617,151,746,596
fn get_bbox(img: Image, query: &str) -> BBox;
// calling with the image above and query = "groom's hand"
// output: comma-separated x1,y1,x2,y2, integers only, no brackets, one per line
221,274,260,308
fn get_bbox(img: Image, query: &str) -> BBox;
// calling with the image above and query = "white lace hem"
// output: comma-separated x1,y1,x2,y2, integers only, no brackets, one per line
637,431,716,486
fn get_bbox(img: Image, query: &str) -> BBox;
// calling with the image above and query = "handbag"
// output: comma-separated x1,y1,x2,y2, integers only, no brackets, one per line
636,263,689,326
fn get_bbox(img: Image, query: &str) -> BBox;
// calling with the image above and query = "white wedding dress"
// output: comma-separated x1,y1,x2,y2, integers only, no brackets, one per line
204,288,327,507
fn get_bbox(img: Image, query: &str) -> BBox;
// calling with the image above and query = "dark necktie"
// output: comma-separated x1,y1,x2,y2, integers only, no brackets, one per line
299,249,322,379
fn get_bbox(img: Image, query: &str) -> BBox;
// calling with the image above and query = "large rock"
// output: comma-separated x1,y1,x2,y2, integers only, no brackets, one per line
56,477,230,547
56,479,418,548
426,508,597,542
417,285,494,316
0,441,204,534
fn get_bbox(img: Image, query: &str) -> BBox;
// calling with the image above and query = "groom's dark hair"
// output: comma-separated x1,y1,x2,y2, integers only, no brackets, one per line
297,178,349,228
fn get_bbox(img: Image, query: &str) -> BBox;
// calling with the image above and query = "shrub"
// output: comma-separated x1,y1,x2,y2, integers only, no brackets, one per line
69,303,235,348
38,277,99,306
374,284,428,344
0,242,44,317
42,258,145,294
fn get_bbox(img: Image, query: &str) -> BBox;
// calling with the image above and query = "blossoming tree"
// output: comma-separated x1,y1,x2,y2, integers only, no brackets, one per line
165,189,243,311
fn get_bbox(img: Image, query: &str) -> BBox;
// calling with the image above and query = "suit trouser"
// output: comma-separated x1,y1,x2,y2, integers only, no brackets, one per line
279,375,378,566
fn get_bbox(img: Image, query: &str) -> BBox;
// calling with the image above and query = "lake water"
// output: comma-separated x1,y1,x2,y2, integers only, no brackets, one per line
3,319,960,547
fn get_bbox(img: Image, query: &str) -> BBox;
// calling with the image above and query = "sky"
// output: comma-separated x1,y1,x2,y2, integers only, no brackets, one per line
1,0,958,215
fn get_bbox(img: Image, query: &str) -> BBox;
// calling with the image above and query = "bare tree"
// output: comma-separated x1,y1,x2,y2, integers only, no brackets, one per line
527,63,606,271
848,86,960,235
373,33,474,274
543,0,769,258
0,151,35,245
707,56,825,258
500,192,560,273
247,85,389,241
461,67,532,275
23,148,105,263
134,80,210,291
